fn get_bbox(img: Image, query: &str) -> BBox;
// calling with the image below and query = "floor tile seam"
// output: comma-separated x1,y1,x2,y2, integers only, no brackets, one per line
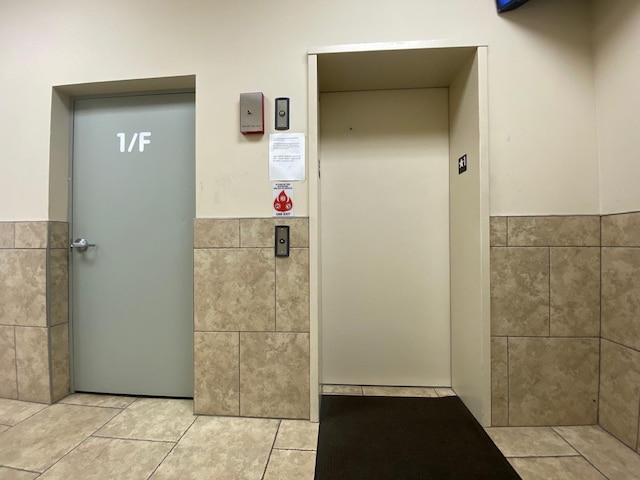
57,402,129,410
550,427,616,479
146,414,199,479
259,419,281,480
0,466,41,477
194,329,310,334
88,433,177,445
506,453,582,459
272,446,317,452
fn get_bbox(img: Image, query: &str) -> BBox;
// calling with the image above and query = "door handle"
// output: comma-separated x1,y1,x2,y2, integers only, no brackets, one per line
70,238,96,252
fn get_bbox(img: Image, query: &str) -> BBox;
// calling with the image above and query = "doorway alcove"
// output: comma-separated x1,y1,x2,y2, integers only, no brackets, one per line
307,42,491,425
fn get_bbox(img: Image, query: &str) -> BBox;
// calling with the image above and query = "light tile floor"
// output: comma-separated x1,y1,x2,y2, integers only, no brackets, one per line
0,386,638,479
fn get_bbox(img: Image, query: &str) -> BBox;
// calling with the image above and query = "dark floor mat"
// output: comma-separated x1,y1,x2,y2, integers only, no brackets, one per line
315,395,520,480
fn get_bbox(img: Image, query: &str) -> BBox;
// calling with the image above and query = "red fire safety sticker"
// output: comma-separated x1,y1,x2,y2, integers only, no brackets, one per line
273,183,294,217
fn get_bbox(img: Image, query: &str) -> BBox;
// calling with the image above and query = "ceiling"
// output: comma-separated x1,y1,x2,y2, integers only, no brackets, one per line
317,47,477,93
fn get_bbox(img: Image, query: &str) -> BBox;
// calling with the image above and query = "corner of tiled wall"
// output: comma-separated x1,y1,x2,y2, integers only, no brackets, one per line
0,221,70,404
490,215,601,427
193,217,310,420
599,212,640,453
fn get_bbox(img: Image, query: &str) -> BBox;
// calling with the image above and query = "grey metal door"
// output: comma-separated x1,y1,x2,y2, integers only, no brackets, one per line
71,93,195,397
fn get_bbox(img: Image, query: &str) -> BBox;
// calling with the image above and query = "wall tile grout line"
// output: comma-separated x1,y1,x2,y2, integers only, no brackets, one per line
600,337,640,355
506,336,510,427
238,331,242,416
13,326,19,401
548,246,551,338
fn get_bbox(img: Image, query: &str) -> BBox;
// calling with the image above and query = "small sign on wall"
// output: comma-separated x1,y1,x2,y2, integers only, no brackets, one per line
458,154,468,175
273,183,294,217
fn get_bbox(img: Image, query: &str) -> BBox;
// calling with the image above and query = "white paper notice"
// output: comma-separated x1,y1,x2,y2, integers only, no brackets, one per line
269,133,305,181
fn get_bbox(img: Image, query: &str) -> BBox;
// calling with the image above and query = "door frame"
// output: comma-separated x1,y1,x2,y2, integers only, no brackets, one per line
48,77,197,394
307,42,491,425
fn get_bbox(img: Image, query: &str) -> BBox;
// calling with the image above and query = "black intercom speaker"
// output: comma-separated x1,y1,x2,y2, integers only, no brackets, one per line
275,225,290,257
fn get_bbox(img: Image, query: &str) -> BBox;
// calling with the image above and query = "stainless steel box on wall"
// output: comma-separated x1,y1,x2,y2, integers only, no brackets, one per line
240,92,264,134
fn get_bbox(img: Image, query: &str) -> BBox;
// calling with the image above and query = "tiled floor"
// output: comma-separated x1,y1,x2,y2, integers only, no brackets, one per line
1,386,639,479
0,395,318,479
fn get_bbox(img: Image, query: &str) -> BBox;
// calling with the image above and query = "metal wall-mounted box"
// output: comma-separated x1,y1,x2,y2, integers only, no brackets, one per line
275,97,290,130
240,92,264,134
275,225,290,257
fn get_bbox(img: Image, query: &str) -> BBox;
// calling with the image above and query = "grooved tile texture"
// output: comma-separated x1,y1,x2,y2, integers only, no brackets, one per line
491,337,508,426
602,212,640,247
0,326,17,399
598,339,640,449
0,223,14,248
491,247,550,336
508,337,599,426
194,332,239,416
240,332,310,419
0,250,47,327
601,247,640,350
15,326,50,403
194,248,275,332
550,247,600,337
507,216,600,247
276,249,310,332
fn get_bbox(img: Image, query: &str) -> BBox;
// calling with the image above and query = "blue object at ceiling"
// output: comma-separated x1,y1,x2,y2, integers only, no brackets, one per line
496,0,530,13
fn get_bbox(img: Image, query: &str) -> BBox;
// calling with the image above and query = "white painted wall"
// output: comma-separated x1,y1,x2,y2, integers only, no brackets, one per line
319,88,451,387
449,50,491,425
0,0,598,220
592,0,640,214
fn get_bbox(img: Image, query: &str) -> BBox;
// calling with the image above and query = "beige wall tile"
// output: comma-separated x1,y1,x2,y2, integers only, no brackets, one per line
598,339,640,449
50,323,69,402
508,216,600,247
240,332,309,419
0,466,40,479
276,248,309,332
49,249,69,327
490,247,550,336
0,326,17,399
15,326,50,403
48,222,69,249
602,212,640,247
491,337,508,426
602,248,640,350
0,223,14,248
550,247,600,336
194,248,275,331
240,218,309,248
490,217,508,246
509,337,598,426
0,250,47,327
194,332,239,416
14,222,48,249
194,219,239,248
